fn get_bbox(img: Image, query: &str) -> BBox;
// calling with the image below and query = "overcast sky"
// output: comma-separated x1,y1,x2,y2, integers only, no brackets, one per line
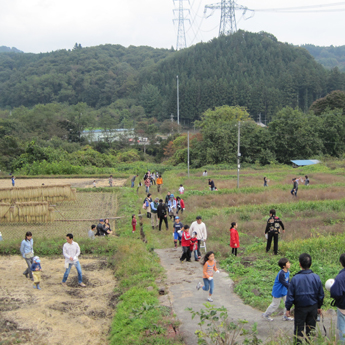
0,0,344,53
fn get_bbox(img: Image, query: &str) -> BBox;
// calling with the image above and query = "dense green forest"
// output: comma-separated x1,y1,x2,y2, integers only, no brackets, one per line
302,44,345,72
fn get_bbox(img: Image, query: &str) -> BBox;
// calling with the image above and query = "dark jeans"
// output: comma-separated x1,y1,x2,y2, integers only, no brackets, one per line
294,304,318,343
197,239,202,257
266,232,279,255
180,246,191,261
291,188,298,196
23,257,33,279
232,247,238,256
159,216,168,231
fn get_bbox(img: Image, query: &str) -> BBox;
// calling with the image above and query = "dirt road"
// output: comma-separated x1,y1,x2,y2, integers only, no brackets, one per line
156,248,336,344
0,256,117,345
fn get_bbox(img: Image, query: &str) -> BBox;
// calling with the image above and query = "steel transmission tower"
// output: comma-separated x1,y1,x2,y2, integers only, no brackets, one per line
173,0,190,50
205,0,238,36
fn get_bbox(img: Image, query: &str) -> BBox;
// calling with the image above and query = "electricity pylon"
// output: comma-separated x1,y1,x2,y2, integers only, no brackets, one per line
173,0,190,50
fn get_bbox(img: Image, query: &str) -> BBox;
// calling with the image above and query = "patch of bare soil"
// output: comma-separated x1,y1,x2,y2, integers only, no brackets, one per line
0,256,117,345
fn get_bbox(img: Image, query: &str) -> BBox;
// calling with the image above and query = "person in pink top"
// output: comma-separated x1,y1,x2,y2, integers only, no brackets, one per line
132,214,137,233
180,225,191,262
230,222,240,256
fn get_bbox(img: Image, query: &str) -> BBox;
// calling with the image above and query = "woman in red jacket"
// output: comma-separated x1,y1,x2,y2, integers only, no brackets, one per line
230,222,240,256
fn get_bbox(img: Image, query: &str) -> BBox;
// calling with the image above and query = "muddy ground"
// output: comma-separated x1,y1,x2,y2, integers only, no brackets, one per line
0,256,117,345
0,178,127,189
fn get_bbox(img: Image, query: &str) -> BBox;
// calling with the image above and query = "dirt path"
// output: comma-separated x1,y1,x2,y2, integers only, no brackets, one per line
156,248,336,344
0,256,117,345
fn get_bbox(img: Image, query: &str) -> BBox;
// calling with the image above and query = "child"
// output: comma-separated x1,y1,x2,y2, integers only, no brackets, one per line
230,222,240,256
190,232,198,261
132,214,137,233
11,176,15,187
262,258,293,321
179,184,184,194
173,216,183,249
31,256,42,290
93,180,96,188
305,175,309,186
176,196,185,215
180,225,191,262
264,177,268,187
88,225,96,239
196,251,219,302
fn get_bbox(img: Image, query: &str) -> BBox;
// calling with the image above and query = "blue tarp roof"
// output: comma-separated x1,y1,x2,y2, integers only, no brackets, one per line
291,160,320,166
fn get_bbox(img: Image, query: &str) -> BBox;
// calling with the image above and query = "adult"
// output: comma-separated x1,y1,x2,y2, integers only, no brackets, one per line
176,196,185,215
165,191,171,205
168,194,177,221
330,253,345,344
61,233,86,287
109,175,113,187
189,216,207,258
144,177,151,193
305,175,310,186
208,179,215,191
96,219,109,236
151,173,156,185
20,231,34,281
157,199,168,231
265,209,284,255
131,174,138,188
203,170,207,176
264,177,268,187
291,178,299,197
156,175,163,193
11,176,15,187
150,197,159,229
88,225,96,239
104,219,113,235
285,253,324,344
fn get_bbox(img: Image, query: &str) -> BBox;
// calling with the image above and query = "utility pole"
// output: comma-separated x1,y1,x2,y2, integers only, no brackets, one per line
187,131,190,177
237,121,240,189
173,0,190,50
204,0,238,36
176,75,180,126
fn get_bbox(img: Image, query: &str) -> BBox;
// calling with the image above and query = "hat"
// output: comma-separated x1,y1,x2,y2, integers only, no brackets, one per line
33,256,40,263
99,219,104,222
175,216,180,219
170,194,174,198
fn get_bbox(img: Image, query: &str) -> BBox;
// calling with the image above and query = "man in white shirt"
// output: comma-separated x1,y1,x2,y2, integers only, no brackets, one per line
189,216,207,258
61,233,86,287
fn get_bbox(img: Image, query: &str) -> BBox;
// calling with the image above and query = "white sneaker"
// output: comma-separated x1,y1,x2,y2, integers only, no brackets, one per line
196,282,202,290
262,313,273,321
207,297,213,302
282,316,294,321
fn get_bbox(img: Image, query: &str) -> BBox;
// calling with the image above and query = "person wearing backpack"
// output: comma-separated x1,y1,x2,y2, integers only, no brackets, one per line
330,253,345,344
157,199,168,231
265,209,285,255
150,197,159,229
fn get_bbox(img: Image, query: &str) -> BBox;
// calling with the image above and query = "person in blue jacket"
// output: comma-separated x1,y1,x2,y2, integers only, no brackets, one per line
285,253,324,344
262,258,294,321
330,253,345,344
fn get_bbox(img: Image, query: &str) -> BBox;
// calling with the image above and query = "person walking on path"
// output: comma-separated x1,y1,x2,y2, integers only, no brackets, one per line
176,196,185,215
11,176,15,187
190,232,199,261
230,222,240,256
196,251,219,302
131,214,137,233
189,216,207,258
262,258,293,322
61,233,86,287
157,199,168,231
150,197,159,229
173,216,183,249
165,192,171,206
144,177,151,193
31,256,42,290
285,253,324,344
180,225,191,262
168,194,177,221
131,174,138,188
330,253,345,343
156,175,163,192
265,209,285,255
20,231,34,281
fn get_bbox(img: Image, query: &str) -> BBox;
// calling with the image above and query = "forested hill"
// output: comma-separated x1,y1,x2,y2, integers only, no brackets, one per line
0,31,344,123
0,46,23,53
302,44,345,72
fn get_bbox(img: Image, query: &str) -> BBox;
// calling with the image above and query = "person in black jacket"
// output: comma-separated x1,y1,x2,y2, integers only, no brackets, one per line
330,253,345,343
157,199,168,231
285,253,324,344
265,209,285,255
96,219,109,236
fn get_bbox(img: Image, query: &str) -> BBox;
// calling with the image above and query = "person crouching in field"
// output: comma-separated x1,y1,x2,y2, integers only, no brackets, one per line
31,256,42,290
230,222,239,256
262,258,293,321
196,251,219,302
180,225,191,262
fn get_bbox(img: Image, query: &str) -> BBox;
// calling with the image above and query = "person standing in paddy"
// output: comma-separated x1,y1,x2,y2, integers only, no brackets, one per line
230,222,240,256
196,251,219,302
265,209,285,255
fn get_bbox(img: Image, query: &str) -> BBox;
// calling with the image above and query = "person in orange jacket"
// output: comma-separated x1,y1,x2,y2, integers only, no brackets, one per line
156,175,163,192
230,222,240,256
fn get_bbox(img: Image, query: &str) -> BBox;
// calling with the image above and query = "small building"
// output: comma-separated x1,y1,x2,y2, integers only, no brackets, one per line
291,160,320,168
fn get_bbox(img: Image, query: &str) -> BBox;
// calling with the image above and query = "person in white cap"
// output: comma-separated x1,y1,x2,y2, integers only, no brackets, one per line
31,256,42,290
61,233,86,287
